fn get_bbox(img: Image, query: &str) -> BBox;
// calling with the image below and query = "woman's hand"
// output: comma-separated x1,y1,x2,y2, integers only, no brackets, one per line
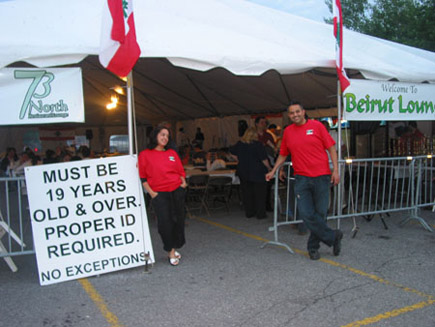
180,177,188,189
142,181,158,198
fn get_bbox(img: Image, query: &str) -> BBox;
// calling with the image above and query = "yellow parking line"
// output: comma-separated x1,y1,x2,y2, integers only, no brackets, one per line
195,216,268,242
195,215,435,326
342,299,435,327
78,278,123,327
321,258,434,300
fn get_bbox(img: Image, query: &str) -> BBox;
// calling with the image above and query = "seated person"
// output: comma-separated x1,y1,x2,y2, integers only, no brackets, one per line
1,147,18,175
78,145,92,159
10,150,33,176
206,151,227,171
191,145,207,166
219,147,238,162
43,149,58,164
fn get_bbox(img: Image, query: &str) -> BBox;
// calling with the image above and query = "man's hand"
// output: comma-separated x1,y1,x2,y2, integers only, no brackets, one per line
265,155,287,182
265,171,274,181
331,171,340,185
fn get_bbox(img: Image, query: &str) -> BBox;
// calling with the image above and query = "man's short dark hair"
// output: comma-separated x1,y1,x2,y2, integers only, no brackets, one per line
289,100,303,108
255,116,266,124
81,146,91,158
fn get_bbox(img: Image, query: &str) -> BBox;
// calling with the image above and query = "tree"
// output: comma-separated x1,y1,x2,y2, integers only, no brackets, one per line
324,0,435,52
324,0,371,32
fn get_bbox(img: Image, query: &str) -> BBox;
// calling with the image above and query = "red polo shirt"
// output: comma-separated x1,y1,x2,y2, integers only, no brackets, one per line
280,120,335,177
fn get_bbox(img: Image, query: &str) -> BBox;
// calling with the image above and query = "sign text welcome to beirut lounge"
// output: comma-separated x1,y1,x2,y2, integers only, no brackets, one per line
343,79,435,121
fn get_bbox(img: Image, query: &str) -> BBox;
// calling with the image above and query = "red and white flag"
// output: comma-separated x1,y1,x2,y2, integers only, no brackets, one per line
99,0,141,77
333,0,350,92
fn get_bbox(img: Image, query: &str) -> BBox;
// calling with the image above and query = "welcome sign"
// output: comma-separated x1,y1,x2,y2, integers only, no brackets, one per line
25,155,154,285
343,79,435,121
0,67,84,125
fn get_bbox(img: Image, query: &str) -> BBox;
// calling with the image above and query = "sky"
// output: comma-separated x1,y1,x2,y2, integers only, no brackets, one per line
246,0,332,23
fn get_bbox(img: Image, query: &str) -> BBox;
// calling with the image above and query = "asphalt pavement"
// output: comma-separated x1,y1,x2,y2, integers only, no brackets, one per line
1,201,435,327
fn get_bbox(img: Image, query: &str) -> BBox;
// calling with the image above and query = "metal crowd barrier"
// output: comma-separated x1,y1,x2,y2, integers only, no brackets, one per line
0,176,34,271
262,155,434,253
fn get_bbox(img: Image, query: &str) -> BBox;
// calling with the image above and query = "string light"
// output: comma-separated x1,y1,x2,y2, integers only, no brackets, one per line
106,94,118,110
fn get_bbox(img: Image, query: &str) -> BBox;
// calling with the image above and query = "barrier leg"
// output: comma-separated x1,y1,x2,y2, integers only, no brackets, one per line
0,221,25,247
0,240,18,272
400,208,433,232
0,221,26,272
400,214,433,232
262,174,294,254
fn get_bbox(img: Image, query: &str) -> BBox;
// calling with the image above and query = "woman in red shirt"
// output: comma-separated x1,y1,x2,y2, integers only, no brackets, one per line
138,126,187,266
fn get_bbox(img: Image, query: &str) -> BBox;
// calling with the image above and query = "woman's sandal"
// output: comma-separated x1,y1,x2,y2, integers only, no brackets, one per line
168,257,179,266
174,251,181,259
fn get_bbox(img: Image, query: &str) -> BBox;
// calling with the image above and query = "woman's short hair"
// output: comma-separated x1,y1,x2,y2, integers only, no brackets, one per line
241,127,258,144
147,126,169,149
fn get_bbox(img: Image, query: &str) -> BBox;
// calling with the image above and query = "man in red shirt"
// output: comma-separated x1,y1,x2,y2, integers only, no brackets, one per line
255,116,276,157
266,102,343,260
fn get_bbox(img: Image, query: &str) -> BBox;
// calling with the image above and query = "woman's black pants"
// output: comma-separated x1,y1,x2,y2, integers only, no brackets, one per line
151,187,186,252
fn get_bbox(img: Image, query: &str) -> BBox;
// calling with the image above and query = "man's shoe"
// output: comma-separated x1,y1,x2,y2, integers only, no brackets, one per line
333,230,343,256
308,249,320,260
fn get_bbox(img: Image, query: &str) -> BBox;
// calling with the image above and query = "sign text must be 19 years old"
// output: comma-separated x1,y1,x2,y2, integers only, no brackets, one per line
26,156,154,285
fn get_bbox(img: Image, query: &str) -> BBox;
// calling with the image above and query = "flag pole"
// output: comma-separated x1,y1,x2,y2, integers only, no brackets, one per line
127,71,134,155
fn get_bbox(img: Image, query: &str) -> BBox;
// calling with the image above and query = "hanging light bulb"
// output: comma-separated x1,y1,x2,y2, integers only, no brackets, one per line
114,86,125,95
106,102,116,110
111,94,119,104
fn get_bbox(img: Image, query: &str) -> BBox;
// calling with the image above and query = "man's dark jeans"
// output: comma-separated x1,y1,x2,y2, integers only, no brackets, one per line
294,174,335,251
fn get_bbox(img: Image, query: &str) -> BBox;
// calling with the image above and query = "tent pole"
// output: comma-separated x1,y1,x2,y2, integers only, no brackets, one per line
127,71,134,155
337,80,342,162
337,80,342,227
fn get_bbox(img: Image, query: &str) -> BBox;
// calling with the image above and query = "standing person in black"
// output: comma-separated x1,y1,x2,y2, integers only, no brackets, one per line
255,116,275,212
230,127,272,219
193,127,205,149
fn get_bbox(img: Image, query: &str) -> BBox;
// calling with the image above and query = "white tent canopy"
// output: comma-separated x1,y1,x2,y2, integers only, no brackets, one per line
1,0,435,126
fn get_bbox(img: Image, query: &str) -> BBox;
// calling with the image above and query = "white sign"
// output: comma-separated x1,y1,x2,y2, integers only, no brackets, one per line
25,155,154,286
0,67,84,125
343,79,435,121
